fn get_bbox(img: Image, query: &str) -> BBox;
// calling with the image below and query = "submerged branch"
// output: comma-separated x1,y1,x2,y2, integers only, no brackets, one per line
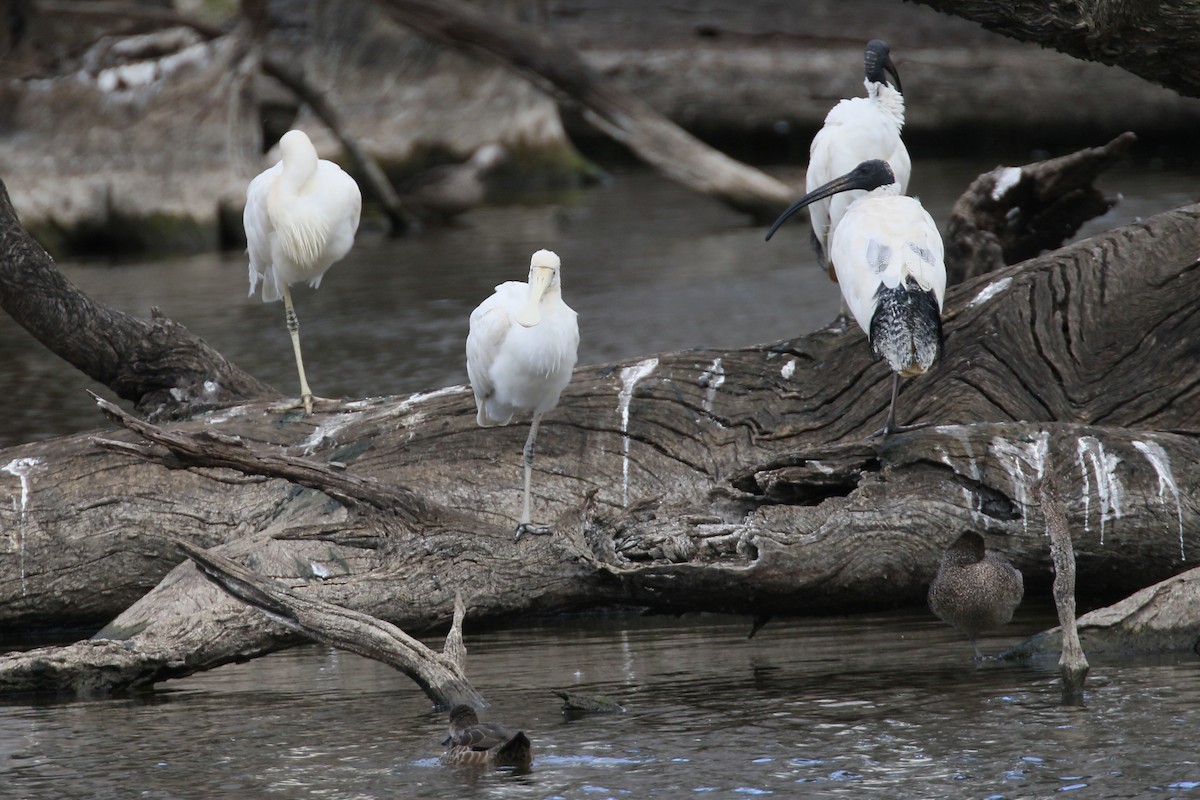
177,538,485,709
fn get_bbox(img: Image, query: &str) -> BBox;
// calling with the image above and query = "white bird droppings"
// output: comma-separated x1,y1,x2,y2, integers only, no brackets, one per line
781,359,796,380
1133,440,1185,561
399,385,467,410
989,432,1048,534
617,358,659,507
1076,436,1124,545
298,413,359,455
967,276,1013,309
990,166,1023,201
699,358,725,414
3,457,43,596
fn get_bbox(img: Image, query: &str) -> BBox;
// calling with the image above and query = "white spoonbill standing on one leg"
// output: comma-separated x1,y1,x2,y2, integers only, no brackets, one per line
804,39,910,324
766,159,945,436
244,129,362,414
466,249,579,536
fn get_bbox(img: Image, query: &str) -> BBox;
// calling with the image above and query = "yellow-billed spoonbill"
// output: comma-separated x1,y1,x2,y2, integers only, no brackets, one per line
766,159,944,435
245,129,362,414
928,531,1024,659
466,249,579,536
805,40,910,323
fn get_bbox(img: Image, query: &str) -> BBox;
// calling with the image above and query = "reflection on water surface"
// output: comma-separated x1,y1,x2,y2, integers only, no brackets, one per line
4,608,1200,798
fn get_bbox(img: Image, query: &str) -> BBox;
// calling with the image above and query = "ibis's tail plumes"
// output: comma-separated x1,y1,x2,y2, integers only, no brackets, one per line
869,277,944,377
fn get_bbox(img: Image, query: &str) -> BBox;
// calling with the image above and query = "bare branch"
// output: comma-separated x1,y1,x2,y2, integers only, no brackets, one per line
176,537,486,708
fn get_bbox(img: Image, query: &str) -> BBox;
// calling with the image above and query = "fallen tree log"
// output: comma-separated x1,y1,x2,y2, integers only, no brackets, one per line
2,197,1199,693
0,180,279,419
1006,566,1200,659
180,539,484,709
372,0,796,220
911,0,1200,100
945,131,1137,284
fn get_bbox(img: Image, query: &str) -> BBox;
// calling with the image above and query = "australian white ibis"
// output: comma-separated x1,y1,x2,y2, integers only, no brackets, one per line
805,39,910,322
766,158,945,435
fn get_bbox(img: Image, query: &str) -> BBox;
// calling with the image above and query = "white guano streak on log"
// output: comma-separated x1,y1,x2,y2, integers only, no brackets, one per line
1132,439,1186,561
617,358,659,508
967,276,1013,309
1076,436,1124,546
2,457,42,596
989,432,1049,535
700,357,725,415
990,167,1023,201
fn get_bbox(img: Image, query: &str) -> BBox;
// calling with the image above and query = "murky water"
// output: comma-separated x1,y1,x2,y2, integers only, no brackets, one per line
3,158,1200,797
3,608,1200,798
1,156,1196,448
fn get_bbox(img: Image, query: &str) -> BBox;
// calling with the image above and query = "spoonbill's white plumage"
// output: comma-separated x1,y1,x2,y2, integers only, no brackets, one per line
805,39,910,321
466,249,579,536
766,159,945,436
244,129,362,414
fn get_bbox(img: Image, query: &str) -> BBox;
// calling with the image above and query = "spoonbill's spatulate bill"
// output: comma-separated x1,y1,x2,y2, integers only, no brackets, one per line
244,129,362,414
767,159,945,436
466,249,579,536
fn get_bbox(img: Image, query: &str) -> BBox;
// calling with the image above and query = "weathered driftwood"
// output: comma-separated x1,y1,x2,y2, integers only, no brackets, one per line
944,132,1137,284
1007,567,1200,660
179,539,484,708
0,180,280,419
911,0,1200,99
1038,468,1089,702
373,0,796,220
2,196,1199,693
39,0,417,235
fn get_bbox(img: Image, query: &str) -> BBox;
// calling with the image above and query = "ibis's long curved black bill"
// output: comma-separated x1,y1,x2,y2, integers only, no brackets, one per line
764,159,896,242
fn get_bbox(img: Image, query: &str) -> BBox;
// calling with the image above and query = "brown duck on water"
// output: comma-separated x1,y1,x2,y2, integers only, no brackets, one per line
439,705,532,770
927,531,1024,659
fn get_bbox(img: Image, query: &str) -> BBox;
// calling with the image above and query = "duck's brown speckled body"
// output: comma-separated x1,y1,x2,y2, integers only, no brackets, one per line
928,531,1024,659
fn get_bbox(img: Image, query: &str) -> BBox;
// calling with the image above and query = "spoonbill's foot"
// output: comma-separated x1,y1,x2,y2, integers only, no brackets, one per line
515,522,552,540
270,395,338,415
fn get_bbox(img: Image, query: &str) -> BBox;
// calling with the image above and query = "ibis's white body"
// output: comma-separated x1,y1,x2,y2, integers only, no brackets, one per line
466,280,579,426
808,80,910,277
245,131,362,303
831,184,945,384
832,186,945,335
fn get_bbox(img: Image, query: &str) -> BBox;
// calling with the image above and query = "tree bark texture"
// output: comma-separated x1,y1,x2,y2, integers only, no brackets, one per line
2,201,1199,693
910,0,1200,99
1039,468,1089,702
944,132,1136,285
0,179,280,419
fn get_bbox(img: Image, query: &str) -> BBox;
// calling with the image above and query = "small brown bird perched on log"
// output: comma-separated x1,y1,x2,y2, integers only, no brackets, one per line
440,705,532,770
928,531,1024,659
